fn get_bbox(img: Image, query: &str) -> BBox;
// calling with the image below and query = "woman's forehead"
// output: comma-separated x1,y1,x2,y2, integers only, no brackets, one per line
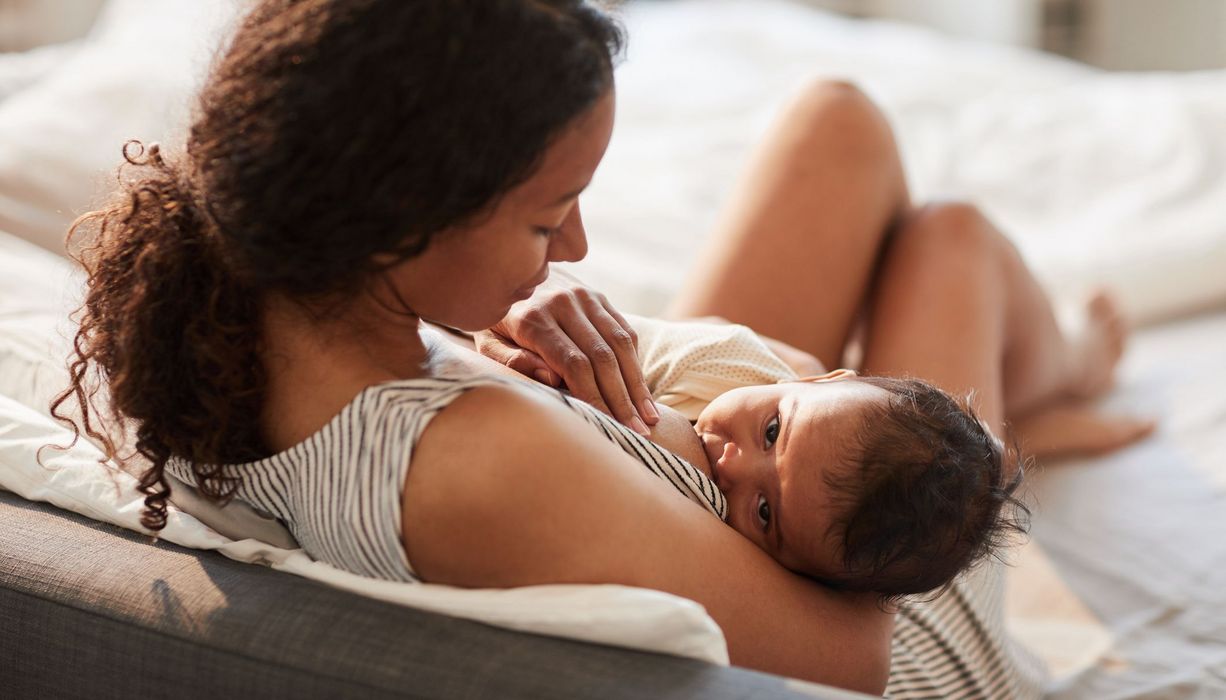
511,89,617,210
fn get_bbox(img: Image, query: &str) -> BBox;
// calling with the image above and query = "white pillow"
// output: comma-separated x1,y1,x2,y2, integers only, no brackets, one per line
0,369,728,665
0,41,82,103
0,0,245,254
0,228,298,548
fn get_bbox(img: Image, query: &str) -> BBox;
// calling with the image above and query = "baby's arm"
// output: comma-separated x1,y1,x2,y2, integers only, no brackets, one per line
683,315,826,377
756,334,826,377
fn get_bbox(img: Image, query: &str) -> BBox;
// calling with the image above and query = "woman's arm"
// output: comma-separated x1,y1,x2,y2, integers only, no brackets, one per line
400,383,893,694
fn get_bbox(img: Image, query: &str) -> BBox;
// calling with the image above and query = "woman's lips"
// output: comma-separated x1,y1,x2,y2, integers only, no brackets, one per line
514,267,551,300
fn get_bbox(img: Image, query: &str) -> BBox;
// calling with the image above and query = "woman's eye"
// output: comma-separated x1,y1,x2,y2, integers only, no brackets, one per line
535,225,560,237
756,495,772,530
764,415,781,449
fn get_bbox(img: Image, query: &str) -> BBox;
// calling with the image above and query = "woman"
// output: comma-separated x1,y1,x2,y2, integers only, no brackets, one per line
54,0,1145,695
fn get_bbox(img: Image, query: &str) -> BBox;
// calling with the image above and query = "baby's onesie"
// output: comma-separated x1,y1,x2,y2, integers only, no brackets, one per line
627,313,798,420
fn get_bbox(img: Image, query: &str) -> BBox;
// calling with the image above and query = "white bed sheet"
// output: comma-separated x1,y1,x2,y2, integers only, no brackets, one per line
577,0,1226,327
1006,310,1226,698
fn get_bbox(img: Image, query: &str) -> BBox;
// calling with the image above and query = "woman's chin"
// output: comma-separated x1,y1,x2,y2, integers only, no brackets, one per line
428,315,499,335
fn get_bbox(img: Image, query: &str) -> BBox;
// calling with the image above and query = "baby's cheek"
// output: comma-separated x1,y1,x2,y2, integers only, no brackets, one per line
723,514,768,553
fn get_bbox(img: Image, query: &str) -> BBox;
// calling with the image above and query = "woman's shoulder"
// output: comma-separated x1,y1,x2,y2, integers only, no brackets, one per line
348,374,546,430
398,378,893,692
384,375,594,462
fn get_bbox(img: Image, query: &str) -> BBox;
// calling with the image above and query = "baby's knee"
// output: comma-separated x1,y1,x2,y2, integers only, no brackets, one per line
784,78,896,160
892,201,1002,265
795,78,870,112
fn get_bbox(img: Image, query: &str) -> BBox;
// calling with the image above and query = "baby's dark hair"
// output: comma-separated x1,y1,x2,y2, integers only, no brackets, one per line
818,376,1029,605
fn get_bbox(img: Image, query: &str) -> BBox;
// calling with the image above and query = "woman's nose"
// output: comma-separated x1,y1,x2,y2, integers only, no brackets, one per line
547,203,589,263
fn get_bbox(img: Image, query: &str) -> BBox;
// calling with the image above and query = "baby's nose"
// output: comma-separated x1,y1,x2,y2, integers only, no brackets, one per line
716,441,743,488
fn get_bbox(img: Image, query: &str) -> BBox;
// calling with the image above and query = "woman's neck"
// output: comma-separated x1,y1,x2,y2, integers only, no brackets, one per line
258,292,431,452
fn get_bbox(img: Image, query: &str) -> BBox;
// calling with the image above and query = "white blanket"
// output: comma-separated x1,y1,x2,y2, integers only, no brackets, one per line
576,0,1226,326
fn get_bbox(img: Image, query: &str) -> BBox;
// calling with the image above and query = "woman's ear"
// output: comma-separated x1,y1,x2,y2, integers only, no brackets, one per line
785,368,859,384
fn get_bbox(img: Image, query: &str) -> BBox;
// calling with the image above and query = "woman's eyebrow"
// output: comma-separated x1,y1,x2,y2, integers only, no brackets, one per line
546,183,589,208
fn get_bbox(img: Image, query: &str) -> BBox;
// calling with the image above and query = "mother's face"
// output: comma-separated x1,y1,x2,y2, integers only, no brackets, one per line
385,88,617,332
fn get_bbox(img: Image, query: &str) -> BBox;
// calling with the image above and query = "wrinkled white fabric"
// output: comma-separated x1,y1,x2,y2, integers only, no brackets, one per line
575,0,1226,326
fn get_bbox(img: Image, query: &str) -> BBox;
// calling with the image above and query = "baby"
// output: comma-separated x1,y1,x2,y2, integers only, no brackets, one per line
626,314,1026,601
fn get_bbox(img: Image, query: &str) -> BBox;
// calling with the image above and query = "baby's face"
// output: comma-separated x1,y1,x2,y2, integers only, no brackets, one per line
694,376,892,578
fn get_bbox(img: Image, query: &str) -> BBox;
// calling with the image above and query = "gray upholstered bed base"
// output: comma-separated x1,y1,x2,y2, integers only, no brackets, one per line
0,491,869,699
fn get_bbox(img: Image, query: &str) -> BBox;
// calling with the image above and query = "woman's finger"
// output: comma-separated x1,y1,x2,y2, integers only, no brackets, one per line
541,325,618,420
596,294,639,351
595,294,658,425
580,295,657,426
474,330,561,386
554,301,652,435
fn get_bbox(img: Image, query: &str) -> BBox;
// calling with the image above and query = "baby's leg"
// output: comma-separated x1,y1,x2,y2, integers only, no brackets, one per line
1010,404,1154,459
668,80,910,369
858,204,1011,435
860,202,1151,454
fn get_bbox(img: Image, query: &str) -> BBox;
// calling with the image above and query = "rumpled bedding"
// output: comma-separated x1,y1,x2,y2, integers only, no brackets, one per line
576,0,1226,328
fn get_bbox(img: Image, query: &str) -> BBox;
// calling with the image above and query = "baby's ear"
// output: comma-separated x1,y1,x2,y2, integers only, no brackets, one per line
787,368,858,384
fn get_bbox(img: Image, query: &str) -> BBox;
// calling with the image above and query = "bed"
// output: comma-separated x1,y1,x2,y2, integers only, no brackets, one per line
2,0,1224,697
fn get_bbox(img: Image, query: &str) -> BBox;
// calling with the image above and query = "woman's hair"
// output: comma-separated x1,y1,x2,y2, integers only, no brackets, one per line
816,376,1030,607
50,0,625,533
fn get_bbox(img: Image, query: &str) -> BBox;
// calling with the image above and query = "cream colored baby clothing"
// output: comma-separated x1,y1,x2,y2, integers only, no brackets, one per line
627,314,798,421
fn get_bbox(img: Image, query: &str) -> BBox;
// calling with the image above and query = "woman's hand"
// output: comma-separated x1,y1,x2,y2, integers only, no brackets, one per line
474,267,660,435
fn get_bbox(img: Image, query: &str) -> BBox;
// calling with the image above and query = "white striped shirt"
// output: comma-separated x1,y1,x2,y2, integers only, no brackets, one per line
165,375,726,582
886,560,1046,699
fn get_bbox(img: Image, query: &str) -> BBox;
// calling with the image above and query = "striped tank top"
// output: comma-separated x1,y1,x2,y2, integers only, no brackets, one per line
164,375,726,582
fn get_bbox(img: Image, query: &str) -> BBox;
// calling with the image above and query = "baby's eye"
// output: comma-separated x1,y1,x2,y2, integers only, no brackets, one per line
756,494,772,531
763,414,781,449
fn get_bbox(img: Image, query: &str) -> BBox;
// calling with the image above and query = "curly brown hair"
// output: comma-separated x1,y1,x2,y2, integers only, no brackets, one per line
50,0,624,533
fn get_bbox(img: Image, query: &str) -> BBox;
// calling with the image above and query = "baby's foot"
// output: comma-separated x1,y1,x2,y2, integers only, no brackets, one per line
1063,291,1127,400
1012,402,1155,460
